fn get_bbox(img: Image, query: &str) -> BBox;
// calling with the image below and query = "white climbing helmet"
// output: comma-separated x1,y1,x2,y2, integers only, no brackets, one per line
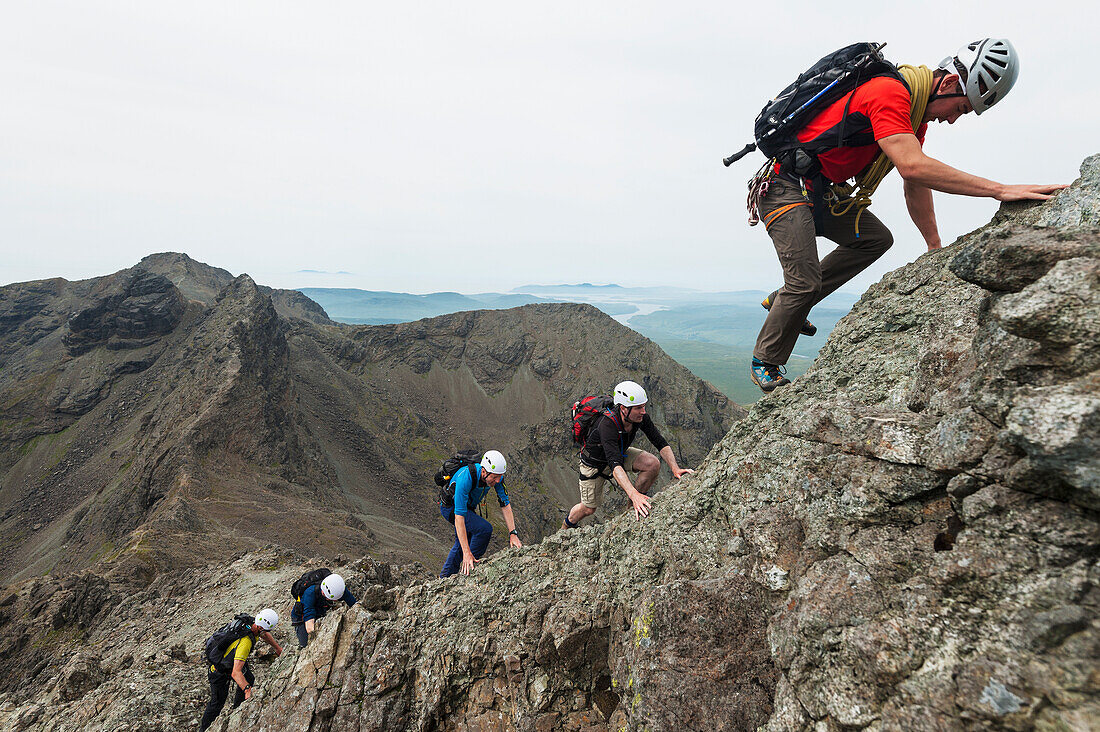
613,380,648,408
939,38,1019,115
256,608,278,631
481,450,507,475
320,573,346,601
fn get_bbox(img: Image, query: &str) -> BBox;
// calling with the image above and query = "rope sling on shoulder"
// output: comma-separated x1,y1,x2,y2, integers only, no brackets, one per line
746,64,934,235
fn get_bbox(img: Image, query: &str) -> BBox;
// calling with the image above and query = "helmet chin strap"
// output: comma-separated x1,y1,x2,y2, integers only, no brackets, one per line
928,70,967,104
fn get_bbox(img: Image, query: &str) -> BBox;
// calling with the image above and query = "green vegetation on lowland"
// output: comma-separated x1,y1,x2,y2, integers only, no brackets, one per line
652,340,817,406
629,302,852,404
630,303,851,350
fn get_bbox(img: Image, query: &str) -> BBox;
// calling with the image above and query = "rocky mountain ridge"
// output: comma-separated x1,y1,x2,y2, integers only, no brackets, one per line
1,250,736,586
0,245,737,728
0,155,1096,731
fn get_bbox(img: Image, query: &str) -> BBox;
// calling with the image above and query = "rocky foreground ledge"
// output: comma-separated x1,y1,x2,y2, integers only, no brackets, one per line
3,156,1098,732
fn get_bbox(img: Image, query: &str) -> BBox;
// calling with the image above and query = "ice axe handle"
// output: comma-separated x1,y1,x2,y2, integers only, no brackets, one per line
723,143,756,167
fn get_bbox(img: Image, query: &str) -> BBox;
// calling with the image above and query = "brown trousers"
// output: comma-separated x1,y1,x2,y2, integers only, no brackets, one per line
753,177,893,365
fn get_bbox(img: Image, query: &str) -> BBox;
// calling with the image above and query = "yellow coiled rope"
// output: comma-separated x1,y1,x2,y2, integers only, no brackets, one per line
827,64,935,235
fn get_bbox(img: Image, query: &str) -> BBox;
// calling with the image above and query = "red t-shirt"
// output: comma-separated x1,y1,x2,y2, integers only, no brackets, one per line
796,76,928,183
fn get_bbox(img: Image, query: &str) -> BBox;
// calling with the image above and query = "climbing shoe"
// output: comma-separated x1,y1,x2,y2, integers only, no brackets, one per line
761,291,817,336
750,358,790,393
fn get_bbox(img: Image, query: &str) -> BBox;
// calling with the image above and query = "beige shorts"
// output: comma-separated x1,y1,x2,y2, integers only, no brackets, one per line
579,447,644,509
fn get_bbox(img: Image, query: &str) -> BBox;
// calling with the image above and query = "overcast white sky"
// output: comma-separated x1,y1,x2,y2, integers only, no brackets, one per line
1,1,1093,295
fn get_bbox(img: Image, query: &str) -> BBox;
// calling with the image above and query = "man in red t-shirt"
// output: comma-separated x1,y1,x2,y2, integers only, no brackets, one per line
749,39,1067,393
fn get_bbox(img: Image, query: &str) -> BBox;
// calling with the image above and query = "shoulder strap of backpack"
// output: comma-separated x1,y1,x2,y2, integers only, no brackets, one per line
447,461,478,486
603,406,623,433
598,406,626,460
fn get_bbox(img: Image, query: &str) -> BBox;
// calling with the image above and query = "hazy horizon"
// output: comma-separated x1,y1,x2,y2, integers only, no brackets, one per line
3,2,1093,295
3,250,866,300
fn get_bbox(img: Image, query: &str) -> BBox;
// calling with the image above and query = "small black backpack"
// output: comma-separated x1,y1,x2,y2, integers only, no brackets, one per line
204,614,255,670
434,450,481,507
291,568,332,601
723,42,903,169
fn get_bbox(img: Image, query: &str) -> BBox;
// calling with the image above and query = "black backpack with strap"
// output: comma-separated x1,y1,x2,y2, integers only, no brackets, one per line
291,568,332,602
435,450,481,508
204,613,255,671
723,42,903,170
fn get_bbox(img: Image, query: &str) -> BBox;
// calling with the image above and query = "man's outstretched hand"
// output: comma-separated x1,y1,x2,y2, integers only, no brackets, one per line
995,183,1068,202
629,490,652,520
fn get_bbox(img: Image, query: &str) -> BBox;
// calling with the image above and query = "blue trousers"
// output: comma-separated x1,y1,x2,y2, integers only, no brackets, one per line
440,505,492,578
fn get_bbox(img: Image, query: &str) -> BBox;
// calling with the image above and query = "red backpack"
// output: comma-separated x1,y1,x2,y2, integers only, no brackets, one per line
570,395,619,446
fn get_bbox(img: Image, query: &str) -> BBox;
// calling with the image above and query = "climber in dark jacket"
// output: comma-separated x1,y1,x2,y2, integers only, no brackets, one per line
290,573,357,648
563,380,692,528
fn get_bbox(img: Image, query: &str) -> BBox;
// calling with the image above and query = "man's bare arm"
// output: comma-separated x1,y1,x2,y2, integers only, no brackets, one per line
657,445,693,478
260,630,282,656
878,133,1066,201
231,659,251,699
501,504,522,548
613,465,651,519
903,179,941,250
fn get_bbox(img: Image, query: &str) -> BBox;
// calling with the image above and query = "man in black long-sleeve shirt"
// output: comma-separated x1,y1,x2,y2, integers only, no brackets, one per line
563,380,693,528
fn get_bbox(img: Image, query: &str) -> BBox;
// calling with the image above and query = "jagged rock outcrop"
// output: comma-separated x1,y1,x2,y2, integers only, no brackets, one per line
205,156,1095,730
135,252,334,324
0,548,428,732
62,270,186,356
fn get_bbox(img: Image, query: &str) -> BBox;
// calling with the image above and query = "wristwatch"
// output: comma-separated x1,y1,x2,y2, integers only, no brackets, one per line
509,530,519,537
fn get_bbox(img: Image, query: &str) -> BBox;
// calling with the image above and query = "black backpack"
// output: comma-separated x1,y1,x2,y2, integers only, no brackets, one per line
723,42,903,169
291,568,332,601
204,614,255,670
435,450,481,508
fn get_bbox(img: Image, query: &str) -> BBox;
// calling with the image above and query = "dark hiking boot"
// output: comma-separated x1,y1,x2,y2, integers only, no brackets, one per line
761,291,818,336
750,358,790,393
